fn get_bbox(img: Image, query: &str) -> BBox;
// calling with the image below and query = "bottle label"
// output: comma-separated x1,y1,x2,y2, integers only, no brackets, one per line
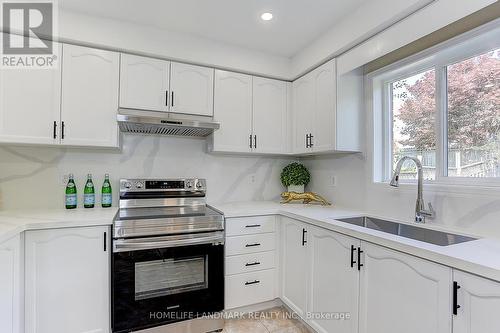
84,193,95,205
102,193,112,205
66,194,77,206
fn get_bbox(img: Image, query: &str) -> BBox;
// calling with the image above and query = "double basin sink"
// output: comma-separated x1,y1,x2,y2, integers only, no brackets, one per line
334,216,477,246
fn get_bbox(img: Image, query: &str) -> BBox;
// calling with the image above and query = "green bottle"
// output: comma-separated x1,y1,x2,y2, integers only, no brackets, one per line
101,174,112,208
83,174,95,208
65,173,77,209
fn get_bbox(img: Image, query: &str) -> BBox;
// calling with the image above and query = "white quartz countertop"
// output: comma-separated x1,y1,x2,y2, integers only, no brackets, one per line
0,207,117,243
212,201,500,283
2,201,500,283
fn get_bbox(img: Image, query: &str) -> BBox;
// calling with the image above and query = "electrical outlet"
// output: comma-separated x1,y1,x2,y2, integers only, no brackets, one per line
61,174,69,186
331,176,337,187
250,175,256,184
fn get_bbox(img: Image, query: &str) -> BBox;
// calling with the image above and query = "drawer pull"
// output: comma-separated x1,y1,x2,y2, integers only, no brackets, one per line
245,280,260,286
245,243,261,247
245,261,261,267
245,224,261,228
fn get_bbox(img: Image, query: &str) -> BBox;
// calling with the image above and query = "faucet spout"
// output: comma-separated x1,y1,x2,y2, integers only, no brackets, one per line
390,156,435,223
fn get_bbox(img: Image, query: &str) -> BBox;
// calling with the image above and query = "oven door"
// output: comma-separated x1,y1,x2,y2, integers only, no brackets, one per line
112,232,224,333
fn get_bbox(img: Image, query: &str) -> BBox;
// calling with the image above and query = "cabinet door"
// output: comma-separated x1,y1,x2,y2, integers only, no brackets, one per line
119,54,170,112
212,70,252,152
253,77,288,154
311,60,336,152
61,44,119,147
453,270,500,333
281,218,308,316
170,62,214,116
0,36,61,145
292,74,313,154
25,227,110,333
308,226,360,333
0,235,22,333
359,242,451,333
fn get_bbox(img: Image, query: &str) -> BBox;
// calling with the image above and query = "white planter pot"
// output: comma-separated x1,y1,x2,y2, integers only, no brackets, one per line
287,185,305,193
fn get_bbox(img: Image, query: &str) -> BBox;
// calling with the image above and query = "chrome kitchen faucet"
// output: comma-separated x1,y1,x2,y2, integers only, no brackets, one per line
390,156,435,223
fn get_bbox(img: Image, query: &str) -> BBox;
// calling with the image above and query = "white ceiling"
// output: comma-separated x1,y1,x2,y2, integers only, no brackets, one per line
59,0,369,57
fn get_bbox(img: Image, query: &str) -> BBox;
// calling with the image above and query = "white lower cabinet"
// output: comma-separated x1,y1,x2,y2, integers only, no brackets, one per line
25,226,110,333
225,269,276,309
280,217,309,317
359,242,452,333
225,216,278,310
0,235,23,333
453,270,500,333
308,226,360,333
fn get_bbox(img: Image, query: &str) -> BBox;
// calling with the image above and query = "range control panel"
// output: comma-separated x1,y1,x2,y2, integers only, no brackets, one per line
120,178,206,192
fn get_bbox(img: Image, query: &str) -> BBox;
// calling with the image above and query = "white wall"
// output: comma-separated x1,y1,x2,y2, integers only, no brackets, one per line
57,10,292,80
0,135,291,210
290,0,435,77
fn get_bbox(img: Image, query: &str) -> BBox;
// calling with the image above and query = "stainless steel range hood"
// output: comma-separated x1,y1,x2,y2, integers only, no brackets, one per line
117,109,220,137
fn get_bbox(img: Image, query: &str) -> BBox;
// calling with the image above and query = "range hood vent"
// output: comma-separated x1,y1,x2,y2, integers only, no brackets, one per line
117,109,220,137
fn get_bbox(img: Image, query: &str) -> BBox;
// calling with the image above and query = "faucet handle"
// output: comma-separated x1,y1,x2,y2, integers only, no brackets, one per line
426,202,435,218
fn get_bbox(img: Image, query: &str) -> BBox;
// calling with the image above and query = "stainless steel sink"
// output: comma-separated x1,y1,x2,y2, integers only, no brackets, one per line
335,216,477,246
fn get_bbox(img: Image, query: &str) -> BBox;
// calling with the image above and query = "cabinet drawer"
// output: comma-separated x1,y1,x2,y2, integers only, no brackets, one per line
226,216,276,236
226,251,275,275
225,269,276,309
226,234,275,256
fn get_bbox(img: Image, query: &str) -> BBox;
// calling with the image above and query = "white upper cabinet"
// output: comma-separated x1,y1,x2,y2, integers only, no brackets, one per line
292,58,361,154
170,62,214,116
292,74,314,154
0,235,22,333
252,77,288,154
280,218,308,317
25,226,110,333
453,270,500,333
311,61,336,152
359,242,451,333
210,71,289,154
211,70,253,153
308,226,360,333
61,44,120,147
0,38,61,145
119,54,170,112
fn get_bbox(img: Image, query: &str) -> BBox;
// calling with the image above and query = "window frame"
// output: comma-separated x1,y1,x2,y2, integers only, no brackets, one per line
371,21,500,187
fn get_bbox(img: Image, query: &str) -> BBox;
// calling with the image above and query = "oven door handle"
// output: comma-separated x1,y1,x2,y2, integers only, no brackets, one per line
113,232,224,252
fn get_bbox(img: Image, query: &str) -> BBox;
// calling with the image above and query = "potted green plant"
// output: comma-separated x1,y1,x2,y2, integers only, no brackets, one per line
280,162,310,193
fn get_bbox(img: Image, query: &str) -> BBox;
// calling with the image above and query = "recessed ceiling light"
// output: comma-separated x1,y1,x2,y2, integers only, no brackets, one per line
261,12,273,21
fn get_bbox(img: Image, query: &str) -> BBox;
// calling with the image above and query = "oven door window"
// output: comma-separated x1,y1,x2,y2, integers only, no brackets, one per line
135,255,208,300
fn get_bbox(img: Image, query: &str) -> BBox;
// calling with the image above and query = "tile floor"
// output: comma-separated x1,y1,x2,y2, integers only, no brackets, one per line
222,307,311,333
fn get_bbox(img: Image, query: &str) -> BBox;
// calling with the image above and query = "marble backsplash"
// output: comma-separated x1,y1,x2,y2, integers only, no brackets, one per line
0,135,292,210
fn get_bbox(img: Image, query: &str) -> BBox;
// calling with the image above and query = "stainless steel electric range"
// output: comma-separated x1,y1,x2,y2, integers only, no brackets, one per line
112,178,225,333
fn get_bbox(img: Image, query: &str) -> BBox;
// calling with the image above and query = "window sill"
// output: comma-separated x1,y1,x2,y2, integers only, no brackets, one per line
370,180,500,197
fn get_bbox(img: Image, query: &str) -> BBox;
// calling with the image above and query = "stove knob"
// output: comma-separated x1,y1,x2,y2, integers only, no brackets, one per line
135,182,143,189
186,181,193,189
124,182,132,189
196,182,203,189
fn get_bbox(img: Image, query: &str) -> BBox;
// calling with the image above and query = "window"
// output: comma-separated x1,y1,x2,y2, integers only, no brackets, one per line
373,23,500,184
391,69,436,180
447,50,499,178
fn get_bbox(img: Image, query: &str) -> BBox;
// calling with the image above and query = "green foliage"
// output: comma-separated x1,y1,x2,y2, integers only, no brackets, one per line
280,162,311,187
